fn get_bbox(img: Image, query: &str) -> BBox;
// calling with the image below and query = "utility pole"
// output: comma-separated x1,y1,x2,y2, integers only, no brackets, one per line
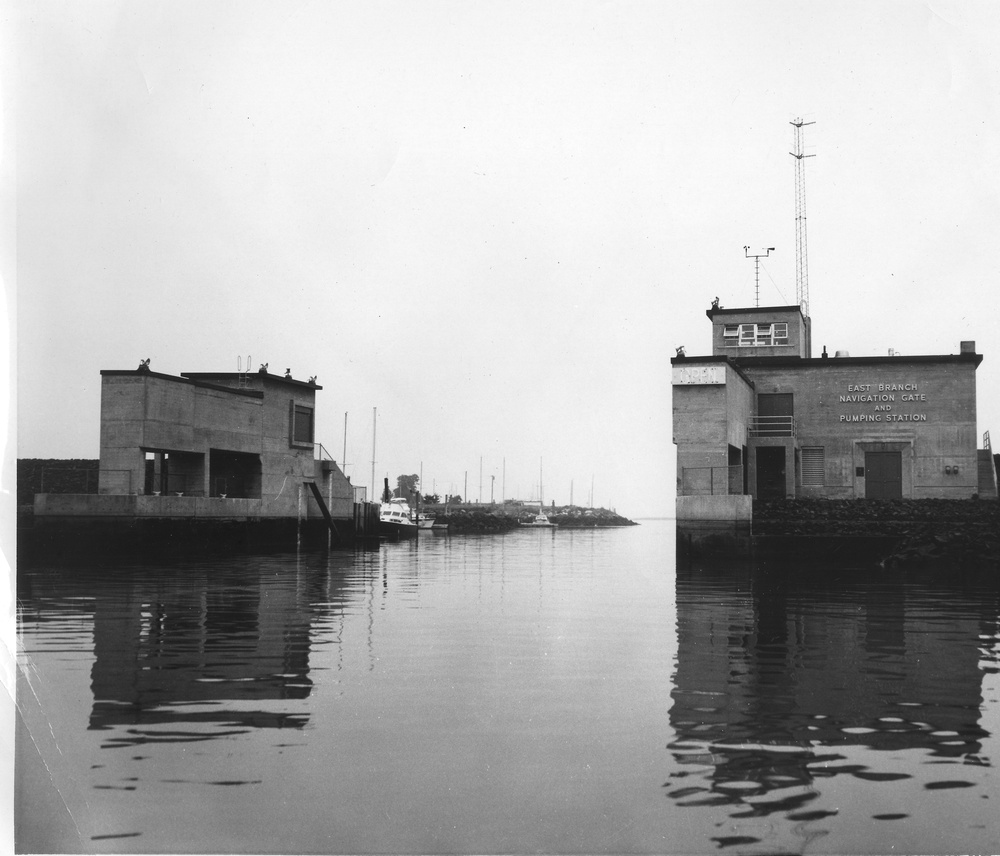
791,117,816,316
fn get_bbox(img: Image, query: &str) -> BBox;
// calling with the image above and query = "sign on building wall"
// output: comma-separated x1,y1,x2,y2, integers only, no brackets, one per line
673,365,726,386
838,382,928,423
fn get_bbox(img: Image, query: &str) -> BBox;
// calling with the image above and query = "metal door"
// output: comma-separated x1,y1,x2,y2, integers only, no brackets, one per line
756,446,786,500
865,451,902,499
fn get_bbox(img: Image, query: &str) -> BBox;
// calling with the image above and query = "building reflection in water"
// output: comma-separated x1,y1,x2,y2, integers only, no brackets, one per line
668,556,1000,822
55,554,359,746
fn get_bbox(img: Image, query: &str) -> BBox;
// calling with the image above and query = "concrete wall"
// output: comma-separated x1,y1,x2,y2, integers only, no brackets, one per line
741,357,980,499
676,495,752,521
97,370,327,517
725,364,754,450
673,361,753,495
305,460,356,519
36,493,264,518
708,306,810,358
673,381,729,494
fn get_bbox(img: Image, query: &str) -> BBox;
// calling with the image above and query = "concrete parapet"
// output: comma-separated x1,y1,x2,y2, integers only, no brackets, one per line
35,493,138,516
34,493,268,518
35,493,273,519
676,494,752,522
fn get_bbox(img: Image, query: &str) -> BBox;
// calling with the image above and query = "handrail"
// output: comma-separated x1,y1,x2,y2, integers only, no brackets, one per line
749,415,795,437
314,443,335,461
985,431,992,452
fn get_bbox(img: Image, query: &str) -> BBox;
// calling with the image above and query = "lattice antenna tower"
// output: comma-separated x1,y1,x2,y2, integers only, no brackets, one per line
790,117,815,316
744,246,775,307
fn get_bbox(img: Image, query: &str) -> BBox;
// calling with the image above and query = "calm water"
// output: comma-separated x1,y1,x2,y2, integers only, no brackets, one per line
14,520,1000,854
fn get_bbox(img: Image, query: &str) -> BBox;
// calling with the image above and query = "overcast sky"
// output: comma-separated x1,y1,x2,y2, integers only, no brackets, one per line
4,0,1000,517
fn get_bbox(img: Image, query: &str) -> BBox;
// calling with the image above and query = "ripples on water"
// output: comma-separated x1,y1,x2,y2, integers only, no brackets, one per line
15,521,1000,854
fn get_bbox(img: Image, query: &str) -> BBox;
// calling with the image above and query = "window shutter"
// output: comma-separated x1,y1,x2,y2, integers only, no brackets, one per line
802,447,825,486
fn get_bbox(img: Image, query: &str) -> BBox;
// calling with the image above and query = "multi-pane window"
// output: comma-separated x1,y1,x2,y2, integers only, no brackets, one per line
723,322,789,347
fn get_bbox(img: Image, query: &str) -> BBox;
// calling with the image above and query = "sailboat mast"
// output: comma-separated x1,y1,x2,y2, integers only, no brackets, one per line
371,407,377,502
539,458,544,513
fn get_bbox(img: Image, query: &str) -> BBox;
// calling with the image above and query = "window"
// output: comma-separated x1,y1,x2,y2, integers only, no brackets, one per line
724,321,791,347
290,403,314,446
802,447,825,486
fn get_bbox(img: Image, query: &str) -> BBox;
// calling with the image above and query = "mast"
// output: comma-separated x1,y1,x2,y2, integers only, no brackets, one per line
790,117,815,316
539,458,544,513
370,406,376,502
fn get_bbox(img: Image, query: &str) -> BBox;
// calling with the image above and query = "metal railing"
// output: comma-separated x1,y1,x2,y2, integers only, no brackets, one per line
99,469,134,494
985,431,992,451
314,442,335,461
680,465,744,496
40,467,99,495
749,415,795,437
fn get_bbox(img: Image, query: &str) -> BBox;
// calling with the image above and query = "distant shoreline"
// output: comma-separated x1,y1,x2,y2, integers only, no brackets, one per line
419,503,638,532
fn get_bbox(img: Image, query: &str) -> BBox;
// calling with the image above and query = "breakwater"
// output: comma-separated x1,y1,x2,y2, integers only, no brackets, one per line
425,505,638,533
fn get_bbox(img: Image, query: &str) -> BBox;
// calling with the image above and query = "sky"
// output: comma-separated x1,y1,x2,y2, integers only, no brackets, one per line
3,0,1000,521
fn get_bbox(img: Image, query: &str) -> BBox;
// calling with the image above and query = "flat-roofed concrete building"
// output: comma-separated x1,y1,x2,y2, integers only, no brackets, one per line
32,364,357,535
672,303,996,513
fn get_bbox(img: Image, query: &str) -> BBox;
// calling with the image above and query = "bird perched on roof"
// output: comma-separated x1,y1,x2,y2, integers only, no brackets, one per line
258,362,269,374
137,358,151,371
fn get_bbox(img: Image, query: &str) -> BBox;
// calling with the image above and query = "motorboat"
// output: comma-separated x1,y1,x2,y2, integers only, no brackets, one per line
379,497,419,539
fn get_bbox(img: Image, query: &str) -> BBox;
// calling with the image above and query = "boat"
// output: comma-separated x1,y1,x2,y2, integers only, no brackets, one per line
379,497,419,538
416,513,435,530
521,459,558,528
522,510,557,528
377,478,418,539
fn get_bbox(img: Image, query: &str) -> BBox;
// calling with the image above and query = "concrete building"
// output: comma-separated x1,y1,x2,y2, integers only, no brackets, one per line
672,302,996,518
30,364,365,545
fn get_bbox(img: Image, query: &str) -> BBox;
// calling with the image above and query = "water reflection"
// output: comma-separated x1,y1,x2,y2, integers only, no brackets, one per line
19,553,373,748
668,558,1000,838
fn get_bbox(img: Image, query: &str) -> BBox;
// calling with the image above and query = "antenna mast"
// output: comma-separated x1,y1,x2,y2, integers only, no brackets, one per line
790,117,815,316
743,246,775,306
